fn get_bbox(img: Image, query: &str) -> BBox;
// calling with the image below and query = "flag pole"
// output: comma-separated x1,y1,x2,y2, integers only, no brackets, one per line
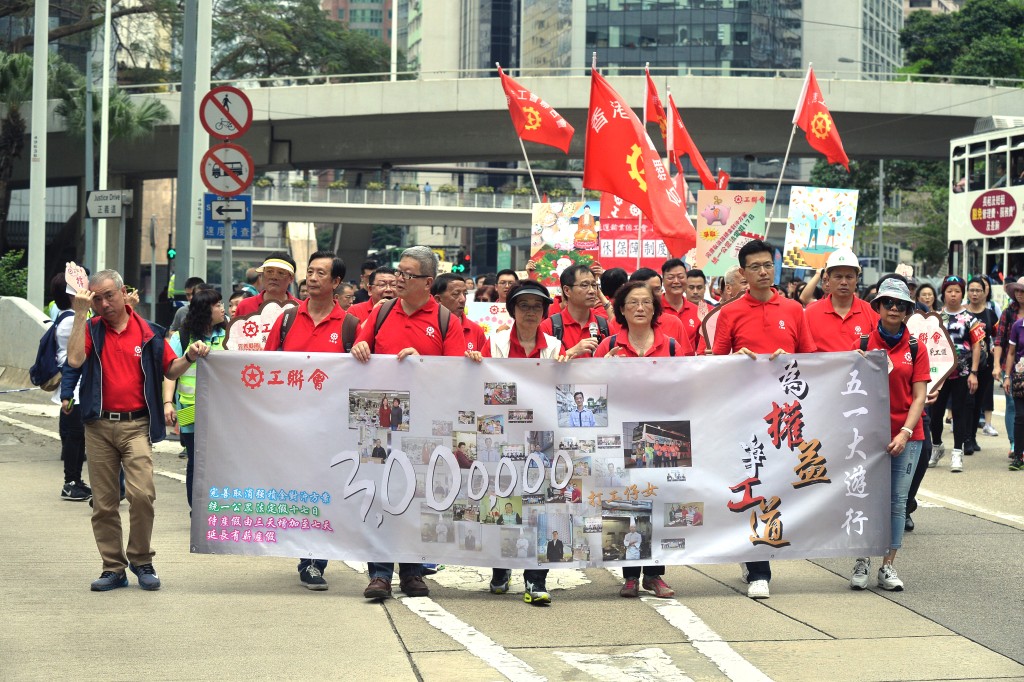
518,137,542,203
637,63,650,271
765,125,797,241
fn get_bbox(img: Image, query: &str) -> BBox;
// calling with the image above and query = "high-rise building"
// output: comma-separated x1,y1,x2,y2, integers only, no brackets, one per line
320,0,394,42
903,0,961,16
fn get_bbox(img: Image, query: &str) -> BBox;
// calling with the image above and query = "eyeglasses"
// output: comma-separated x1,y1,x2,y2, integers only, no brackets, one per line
396,270,430,281
743,262,775,273
876,298,908,311
516,303,544,313
572,282,599,290
624,299,654,309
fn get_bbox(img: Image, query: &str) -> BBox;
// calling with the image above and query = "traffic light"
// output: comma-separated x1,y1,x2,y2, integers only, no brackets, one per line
451,263,465,273
167,246,177,260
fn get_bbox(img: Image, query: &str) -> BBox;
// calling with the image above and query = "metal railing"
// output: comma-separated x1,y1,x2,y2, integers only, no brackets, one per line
252,185,540,210
118,66,1024,96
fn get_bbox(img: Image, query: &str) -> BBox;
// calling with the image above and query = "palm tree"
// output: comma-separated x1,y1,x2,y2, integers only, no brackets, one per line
0,51,80,254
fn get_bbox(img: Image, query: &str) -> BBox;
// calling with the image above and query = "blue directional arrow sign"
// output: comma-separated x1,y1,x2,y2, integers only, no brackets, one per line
203,193,252,239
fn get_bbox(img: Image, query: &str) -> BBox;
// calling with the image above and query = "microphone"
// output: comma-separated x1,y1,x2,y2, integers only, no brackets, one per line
589,321,601,339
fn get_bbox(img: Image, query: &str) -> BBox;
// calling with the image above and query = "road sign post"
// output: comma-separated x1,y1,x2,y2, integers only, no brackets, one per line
222,216,232,302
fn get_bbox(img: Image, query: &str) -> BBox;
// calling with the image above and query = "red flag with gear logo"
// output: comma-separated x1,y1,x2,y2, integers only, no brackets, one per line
793,66,850,171
583,71,695,258
497,65,575,154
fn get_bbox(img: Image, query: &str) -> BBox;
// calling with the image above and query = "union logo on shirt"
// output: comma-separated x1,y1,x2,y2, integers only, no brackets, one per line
329,332,339,344
425,326,436,338
854,325,862,334
904,351,913,363
133,345,142,357
467,342,475,350
778,320,786,330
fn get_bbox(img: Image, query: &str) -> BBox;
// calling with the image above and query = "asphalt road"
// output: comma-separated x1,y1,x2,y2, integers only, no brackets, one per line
2,389,1022,682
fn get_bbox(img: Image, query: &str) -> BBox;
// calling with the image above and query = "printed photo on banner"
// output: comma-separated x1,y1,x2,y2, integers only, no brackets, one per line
622,421,692,469
578,440,596,454
457,410,476,425
573,455,593,476
501,527,538,559
501,444,526,461
400,435,446,465
453,499,480,522
526,431,554,466
477,413,505,434
661,538,686,550
557,383,609,428
782,186,859,270
694,190,767,276
529,201,598,286
427,469,455,500
537,513,573,563
558,435,579,450
431,420,453,437
452,434,477,463
594,462,624,487
583,517,603,533
566,477,584,503
597,434,622,449
666,470,687,482
484,382,517,406
507,409,533,424
420,504,455,544
482,496,524,525
601,513,652,562
349,389,410,432
357,427,390,463
476,435,504,462
665,502,705,527
456,521,482,551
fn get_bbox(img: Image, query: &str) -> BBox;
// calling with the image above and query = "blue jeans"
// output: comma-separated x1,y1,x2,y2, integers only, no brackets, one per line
368,562,423,580
890,440,920,552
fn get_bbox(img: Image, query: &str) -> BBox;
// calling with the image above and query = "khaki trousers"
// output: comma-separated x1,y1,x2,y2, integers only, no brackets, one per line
84,418,157,572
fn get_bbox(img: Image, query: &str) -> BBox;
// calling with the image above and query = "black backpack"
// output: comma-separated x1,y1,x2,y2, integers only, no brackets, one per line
29,311,74,391
549,311,608,342
860,333,918,360
279,309,360,352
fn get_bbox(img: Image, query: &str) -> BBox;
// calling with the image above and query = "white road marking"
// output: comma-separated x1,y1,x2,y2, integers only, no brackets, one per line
918,489,1024,528
0,412,60,440
400,596,546,682
553,648,694,681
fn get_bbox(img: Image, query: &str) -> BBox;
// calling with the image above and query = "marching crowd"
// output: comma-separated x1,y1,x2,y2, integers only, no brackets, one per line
45,238,1020,604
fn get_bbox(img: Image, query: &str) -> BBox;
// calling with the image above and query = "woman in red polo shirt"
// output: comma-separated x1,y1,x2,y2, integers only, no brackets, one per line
849,277,929,592
594,281,679,599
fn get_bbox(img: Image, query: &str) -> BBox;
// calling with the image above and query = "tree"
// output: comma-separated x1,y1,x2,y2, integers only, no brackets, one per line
209,0,398,82
901,0,1024,79
0,52,80,254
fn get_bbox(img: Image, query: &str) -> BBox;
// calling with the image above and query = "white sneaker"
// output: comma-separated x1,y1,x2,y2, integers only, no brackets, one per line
928,443,944,468
982,423,999,437
850,557,870,590
877,564,904,591
747,579,770,599
739,563,750,584
950,449,963,473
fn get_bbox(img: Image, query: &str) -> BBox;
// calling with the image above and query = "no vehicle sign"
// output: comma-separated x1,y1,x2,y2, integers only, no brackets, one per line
200,85,252,139
201,143,254,197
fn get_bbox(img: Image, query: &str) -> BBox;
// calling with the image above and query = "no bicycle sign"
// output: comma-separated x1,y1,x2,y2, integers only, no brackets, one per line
200,85,253,140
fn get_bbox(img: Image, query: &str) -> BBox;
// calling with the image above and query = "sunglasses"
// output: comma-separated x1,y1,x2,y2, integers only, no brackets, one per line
944,276,965,285
876,297,910,311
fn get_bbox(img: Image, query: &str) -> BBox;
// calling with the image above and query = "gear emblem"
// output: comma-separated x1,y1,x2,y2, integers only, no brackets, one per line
810,112,832,140
242,320,260,338
241,363,264,389
523,106,542,131
626,144,646,192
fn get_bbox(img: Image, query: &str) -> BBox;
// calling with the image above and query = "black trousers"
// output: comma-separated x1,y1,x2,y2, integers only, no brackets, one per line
929,377,973,449
59,404,86,484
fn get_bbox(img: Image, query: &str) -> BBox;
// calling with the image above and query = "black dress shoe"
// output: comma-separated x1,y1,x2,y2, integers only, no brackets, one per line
905,515,914,532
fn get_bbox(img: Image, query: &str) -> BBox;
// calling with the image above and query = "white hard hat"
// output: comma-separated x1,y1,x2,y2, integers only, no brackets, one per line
825,248,861,273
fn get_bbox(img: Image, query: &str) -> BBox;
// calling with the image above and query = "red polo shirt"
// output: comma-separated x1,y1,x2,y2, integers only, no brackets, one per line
346,299,376,323
356,297,467,356
858,327,930,440
235,291,300,318
594,328,678,357
712,291,817,355
660,295,701,349
805,295,880,352
482,325,556,358
608,312,691,353
264,299,350,352
461,315,488,353
83,308,176,412
539,308,607,356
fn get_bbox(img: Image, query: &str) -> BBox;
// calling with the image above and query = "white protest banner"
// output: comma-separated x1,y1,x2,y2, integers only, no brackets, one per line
223,300,297,351
193,353,891,567
906,312,957,393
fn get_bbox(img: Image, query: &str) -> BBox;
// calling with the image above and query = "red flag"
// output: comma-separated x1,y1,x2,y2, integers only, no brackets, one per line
644,69,666,127
583,71,695,258
716,170,730,189
666,93,716,190
497,65,575,154
793,66,850,170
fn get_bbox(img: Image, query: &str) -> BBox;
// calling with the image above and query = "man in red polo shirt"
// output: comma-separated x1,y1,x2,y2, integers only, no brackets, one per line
712,239,816,601
539,264,608,358
67,269,207,592
234,252,300,318
431,272,488,352
351,246,467,600
805,248,878,352
660,258,701,350
346,265,398,323
264,251,357,590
